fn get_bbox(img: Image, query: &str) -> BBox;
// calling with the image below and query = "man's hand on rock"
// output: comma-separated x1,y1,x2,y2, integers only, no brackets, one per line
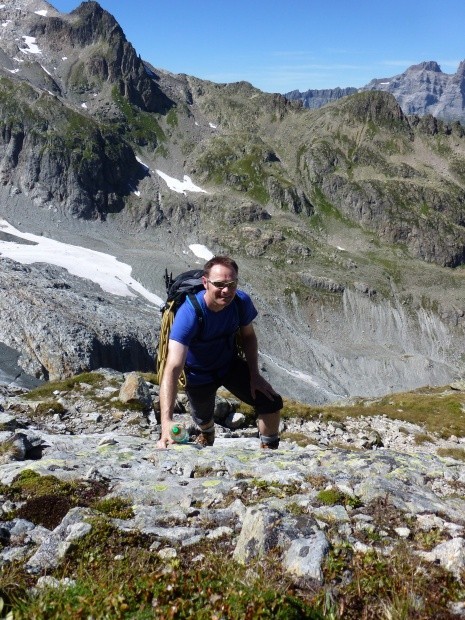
156,432,174,449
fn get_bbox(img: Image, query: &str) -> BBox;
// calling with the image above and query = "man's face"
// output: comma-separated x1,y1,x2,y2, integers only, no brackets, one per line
203,264,238,311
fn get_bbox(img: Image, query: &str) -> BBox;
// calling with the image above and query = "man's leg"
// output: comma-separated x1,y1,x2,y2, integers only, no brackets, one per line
222,358,283,449
185,382,217,446
258,411,281,449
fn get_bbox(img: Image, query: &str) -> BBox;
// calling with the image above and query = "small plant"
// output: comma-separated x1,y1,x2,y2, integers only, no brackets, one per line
33,401,66,416
316,488,362,508
281,432,317,447
24,372,104,400
91,497,134,520
414,528,446,551
437,447,465,462
305,474,329,490
7,522,321,619
414,432,434,445
286,501,308,516
315,542,464,619
0,470,108,529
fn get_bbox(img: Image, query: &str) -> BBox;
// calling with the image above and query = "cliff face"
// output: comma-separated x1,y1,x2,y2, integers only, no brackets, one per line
0,2,464,399
364,60,465,122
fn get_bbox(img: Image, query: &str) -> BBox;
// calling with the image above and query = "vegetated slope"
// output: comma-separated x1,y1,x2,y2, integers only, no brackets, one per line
0,1,464,402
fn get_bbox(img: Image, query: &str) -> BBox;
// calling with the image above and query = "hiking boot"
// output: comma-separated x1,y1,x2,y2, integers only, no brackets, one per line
260,441,280,450
194,429,215,447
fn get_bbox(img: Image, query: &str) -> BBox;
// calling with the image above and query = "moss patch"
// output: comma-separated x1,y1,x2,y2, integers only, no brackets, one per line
0,470,109,529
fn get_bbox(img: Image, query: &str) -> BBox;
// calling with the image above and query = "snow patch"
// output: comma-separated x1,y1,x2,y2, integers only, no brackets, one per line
156,170,207,195
81,102,88,109
189,244,214,260
20,36,41,55
0,219,163,307
209,122,217,129
34,10,48,16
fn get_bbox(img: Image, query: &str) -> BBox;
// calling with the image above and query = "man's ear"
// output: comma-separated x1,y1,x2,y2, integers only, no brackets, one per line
202,276,208,289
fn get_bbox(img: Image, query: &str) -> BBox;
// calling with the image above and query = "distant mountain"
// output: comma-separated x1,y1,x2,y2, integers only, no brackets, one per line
285,87,357,109
285,60,465,123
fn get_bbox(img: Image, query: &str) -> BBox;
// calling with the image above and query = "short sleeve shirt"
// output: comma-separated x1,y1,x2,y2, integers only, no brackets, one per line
169,289,257,385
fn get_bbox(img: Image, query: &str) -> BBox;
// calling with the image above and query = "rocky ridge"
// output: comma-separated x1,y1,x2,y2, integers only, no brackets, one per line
1,370,465,615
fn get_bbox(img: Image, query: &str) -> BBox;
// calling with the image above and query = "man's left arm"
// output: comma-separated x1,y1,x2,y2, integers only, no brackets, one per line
240,323,279,399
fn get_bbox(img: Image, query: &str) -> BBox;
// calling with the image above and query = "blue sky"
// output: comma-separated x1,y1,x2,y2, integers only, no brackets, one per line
51,1,465,93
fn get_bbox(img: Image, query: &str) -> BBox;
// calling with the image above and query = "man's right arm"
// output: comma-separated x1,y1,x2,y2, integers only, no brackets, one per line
157,339,188,448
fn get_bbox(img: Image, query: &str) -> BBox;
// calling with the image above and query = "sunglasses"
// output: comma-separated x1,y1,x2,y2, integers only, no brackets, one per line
207,279,238,289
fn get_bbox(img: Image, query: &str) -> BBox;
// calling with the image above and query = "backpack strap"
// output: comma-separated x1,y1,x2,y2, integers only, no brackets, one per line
187,292,204,336
234,294,243,322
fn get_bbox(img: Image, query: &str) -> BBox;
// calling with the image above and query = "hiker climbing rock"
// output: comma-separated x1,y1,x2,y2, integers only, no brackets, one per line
156,256,283,449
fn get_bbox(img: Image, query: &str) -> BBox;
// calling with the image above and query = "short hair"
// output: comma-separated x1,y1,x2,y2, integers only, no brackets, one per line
203,256,239,277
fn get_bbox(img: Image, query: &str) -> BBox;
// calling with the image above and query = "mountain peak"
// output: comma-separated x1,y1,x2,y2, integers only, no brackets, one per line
407,60,442,73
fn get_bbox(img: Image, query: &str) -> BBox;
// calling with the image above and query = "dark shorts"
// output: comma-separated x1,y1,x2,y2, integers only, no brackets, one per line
185,357,283,425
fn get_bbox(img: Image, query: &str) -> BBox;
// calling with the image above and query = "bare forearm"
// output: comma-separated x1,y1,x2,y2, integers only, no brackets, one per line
159,367,181,431
157,340,187,449
241,331,259,377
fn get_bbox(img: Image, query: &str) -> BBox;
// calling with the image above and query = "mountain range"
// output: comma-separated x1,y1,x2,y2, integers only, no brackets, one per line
0,0,464,404
286,60,465,123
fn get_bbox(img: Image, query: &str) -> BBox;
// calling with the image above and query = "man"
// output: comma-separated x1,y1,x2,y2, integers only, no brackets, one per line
157,255,283,449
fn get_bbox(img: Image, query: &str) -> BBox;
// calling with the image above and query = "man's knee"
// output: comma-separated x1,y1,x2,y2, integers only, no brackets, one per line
255,392,283,416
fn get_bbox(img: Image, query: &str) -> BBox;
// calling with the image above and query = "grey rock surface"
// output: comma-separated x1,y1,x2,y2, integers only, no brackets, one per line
0,371,464,599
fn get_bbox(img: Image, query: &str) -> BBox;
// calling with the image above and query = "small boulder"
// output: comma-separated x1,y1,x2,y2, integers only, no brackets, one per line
119,373,152,410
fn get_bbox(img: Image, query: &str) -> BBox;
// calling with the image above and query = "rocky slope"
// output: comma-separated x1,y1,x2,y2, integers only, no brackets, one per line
0,257,157,381
0,370,465,616
285,60,465,124
0,1,464,403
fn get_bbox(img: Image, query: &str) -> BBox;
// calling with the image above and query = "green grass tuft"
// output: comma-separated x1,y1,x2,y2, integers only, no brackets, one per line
24,372,104,401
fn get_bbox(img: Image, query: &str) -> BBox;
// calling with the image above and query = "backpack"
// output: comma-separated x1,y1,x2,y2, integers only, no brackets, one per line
155,268,244,387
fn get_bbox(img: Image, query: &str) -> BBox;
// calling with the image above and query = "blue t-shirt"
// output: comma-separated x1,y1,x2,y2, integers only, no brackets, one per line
169,289,257,385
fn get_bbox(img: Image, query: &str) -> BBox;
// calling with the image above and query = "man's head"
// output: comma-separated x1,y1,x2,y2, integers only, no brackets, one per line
202,256,238,312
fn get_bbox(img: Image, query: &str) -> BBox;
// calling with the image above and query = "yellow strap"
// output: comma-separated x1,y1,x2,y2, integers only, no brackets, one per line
155,301,187,388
